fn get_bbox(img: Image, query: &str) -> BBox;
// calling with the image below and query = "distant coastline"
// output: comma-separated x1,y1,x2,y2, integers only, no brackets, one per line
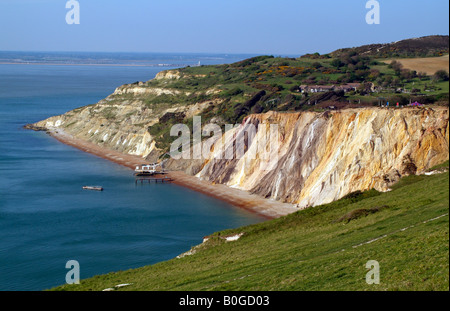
0,62,169,67
0,51,257,69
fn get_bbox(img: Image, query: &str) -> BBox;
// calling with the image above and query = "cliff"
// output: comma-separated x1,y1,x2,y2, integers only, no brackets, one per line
33,94,449,210
195,107,449,208
33,77,217,163
29,52,449,212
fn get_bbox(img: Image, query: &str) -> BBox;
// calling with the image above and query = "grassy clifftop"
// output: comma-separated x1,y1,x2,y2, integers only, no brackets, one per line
53,161,449,291
123,49,449,152
35,36,449,157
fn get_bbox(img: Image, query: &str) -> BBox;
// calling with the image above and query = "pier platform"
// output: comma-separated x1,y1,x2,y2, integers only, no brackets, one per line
135,177,174,184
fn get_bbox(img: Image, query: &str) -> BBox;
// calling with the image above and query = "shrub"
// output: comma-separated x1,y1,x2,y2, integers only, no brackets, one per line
336,206,389,223
433,70,449,82
330,58,343,68
389,60,403,75
312,62,323,69
220,87,244,98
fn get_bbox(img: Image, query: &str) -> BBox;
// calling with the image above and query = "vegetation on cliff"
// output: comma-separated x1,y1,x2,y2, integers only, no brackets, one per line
329,35,449,59
34,36,449,156
117,36,449,152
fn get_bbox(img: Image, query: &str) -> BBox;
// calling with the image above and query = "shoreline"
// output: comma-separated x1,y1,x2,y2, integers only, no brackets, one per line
36,127,297,219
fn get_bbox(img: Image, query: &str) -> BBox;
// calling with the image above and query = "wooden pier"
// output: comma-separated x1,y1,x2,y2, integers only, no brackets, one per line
134,171,167,177
135,177,174,184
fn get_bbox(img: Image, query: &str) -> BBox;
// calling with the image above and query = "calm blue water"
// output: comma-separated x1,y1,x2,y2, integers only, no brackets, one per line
0,53,264,291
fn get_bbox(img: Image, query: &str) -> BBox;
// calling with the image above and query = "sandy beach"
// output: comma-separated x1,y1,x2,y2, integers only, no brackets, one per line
43,127,297,219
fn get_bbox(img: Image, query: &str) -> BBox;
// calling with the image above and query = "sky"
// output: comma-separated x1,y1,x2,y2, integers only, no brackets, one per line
0,0,448,55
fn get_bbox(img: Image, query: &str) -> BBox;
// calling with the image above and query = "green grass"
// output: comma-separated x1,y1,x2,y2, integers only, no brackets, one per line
372,62,395,75
52,167,449,291
411,80,449,94
430,160,449,171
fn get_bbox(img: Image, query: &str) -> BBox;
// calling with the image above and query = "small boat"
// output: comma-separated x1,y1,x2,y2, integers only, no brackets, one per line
82,186,103,191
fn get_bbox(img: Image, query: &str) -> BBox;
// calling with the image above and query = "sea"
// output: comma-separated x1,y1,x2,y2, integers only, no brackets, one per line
0,52,265,291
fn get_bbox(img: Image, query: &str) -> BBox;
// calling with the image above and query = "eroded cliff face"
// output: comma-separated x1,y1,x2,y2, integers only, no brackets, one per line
33,78,449,210
195,107,449,208
33,78,216,162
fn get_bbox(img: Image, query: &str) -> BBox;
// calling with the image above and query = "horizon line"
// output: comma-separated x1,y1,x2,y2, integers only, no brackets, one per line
0,50,301,57
1,34,448,58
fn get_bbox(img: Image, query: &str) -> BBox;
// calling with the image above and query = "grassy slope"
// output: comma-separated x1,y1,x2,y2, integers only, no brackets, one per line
53,162,449,291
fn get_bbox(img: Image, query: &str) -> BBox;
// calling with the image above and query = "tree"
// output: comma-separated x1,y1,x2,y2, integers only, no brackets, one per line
417,72,428,81
357,82,373,95
311,61,322,69
289,85,300,92
330,58,343,68
400,69,416,81
391,77,401,88
389,60,403,75
355,69,370,81
368,69,381,81
433,70,449,82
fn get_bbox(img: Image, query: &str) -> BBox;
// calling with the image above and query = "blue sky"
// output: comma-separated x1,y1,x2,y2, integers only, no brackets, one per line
0,0,448,55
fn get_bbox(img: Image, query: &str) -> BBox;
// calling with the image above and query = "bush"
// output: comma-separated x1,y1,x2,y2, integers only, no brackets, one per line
386,94,408,106
330,58,343,68
236,55,274,67
312,62,322,69
290,85,300,92
389,60,403,75
433,70,449,82
220,87,243,98
336,206,389,223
